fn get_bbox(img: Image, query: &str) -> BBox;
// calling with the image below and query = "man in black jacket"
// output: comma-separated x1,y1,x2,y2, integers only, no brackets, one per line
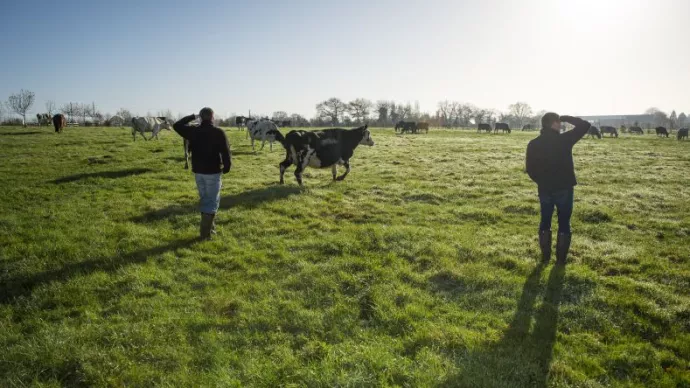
526,113,591,262
173,107,232,240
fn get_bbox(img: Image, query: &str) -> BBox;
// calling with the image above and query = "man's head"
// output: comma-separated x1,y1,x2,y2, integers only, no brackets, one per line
541,112,561,131
199,107,214,123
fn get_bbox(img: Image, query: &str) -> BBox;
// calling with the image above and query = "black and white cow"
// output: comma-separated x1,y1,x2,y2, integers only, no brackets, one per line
246,118,281,151
494,122,511,133
677,128,689,141
477,123,492,133
131,117,172,141
629,126,644,135
235,116,248,131
279,125,375,186
656,126,669,138
600,126,619,138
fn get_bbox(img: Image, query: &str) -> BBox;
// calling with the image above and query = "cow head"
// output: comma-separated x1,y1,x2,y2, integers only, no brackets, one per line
358,124,374,146
158,117,172,130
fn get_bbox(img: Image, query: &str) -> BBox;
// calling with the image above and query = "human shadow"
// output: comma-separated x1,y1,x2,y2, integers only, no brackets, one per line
444,261,567,387
131,185,302,223
0,237,198,305
0,131,43,136
51,168,152,184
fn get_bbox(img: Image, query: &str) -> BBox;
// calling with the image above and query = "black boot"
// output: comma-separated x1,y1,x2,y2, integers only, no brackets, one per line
556,233,571,263
539,230,552,262
200,213,215,240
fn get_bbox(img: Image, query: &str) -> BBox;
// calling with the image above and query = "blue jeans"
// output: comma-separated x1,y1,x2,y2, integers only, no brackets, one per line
539,189,574,234
195,173,222,214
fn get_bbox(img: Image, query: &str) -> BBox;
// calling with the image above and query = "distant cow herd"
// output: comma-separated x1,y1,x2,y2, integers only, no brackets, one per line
394,121,430,134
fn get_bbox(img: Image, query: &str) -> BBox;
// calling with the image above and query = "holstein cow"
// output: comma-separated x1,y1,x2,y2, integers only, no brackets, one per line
131,116,172,141
587,126,602,139
417,122,430,133
629,126,644,135
52,114,66,134
655,126,669,138
495,122,511,133
246,118,282,151
477,123,492,133
36,113,51,126
677,128,689,141
600,126,618,138
279,125,375,186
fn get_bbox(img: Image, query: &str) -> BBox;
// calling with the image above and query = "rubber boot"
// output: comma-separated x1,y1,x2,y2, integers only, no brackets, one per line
556,233,572,263
539,230,552,262
200,213,214,240
210,214,217,235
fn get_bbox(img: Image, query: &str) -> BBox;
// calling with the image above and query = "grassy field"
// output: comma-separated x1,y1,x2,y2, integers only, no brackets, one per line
0,125,688,387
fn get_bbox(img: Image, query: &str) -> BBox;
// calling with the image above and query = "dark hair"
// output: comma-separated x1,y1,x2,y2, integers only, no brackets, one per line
541,112,560,129
199,107,214,121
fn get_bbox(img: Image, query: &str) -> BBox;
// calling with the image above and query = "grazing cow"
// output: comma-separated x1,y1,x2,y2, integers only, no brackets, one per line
656,126,669,138
629,126,643,135
494,122,511,133
400,121,418,134
587,126,602,139
130,116,172,141
417,122,430,133
522,124,533,131
600,126,618,138
52,114,66,134
246,118,281,151
677,128,689,140
477,123,492,133
235,116,248,131
279,125,374,186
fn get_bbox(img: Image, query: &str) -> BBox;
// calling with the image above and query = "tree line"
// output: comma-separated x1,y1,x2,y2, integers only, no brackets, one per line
1,89,687,130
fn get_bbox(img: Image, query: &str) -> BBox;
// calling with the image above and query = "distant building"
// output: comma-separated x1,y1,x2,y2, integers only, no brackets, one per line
578,114,656,128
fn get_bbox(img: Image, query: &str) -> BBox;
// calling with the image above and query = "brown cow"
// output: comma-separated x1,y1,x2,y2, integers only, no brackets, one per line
417,122,430,133
52,114,66,134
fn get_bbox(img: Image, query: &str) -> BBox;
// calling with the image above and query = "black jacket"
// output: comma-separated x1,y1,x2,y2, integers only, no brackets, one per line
526,116,591,193
173,115,231,174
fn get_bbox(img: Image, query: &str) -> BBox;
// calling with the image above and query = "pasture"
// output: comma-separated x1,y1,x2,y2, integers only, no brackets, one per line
0,126,689,387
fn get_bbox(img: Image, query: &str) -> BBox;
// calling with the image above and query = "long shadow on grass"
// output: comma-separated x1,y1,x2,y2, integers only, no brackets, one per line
0,131,44,136
0,237,198,305
131,185,302,223
444,262,566,387
51,168,153,184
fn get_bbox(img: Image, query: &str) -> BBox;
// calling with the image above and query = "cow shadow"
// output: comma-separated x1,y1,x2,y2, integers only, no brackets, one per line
443,261,566,387
131,185,302,223
51,168,153,184
0,237,198,305
0,131,43,136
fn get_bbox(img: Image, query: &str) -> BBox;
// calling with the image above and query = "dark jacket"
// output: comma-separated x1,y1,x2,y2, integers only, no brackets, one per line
526,116,591,193
173,115,231,174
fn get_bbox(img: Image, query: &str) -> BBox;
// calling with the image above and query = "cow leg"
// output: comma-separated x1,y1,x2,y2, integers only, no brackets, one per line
336,160,350,181
260,138,266,150
269,140,273,152
294,163,304,186
279,153,292,185
332,165,337,181
251,138,256,151
139,131,147,141
132,130,136,141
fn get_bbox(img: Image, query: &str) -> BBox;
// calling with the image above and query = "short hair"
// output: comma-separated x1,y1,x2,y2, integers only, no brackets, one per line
199,107,214,121
541,112,560,129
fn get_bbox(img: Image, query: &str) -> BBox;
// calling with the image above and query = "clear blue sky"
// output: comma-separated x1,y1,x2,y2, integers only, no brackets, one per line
1,0,688,119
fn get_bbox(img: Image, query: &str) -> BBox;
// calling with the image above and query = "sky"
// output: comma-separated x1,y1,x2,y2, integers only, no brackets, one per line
1,0,689,119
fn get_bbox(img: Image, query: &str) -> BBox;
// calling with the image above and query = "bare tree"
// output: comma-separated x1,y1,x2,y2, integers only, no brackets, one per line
0,102,6,123
457,104,475,127
7,89,35,126
437,100,453,127
376,101,390,126
316,97,347,125
45,100,56,116
508,101,533,128
272,111,289,120
678,112,687,128
290,113,308,126
669,110,678,129
347,98,372,124
115,108,133,122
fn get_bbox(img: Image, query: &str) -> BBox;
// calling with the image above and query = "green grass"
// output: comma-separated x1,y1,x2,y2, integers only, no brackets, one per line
0,125,688,387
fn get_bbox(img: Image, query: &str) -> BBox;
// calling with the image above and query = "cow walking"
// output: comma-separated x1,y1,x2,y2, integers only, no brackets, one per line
246,118,282,151
600,126,618,138
495,123,511,133
52,114,66,134
131,117,172,141
656,127,669,138
279,125,374,186
677,128,689,140
477,123,492,133
587,126,602,139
